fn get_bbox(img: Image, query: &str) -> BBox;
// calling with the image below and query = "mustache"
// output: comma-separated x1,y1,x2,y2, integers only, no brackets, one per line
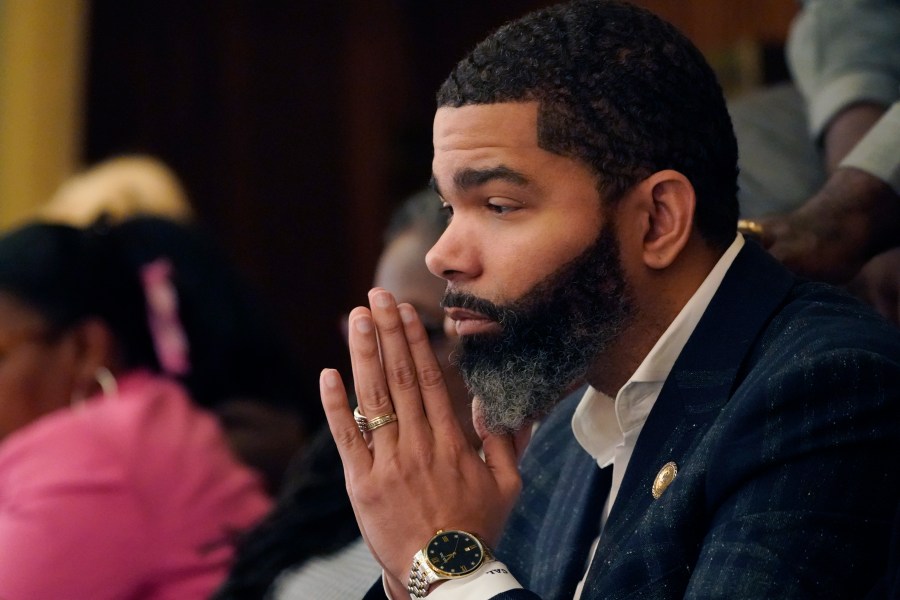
441,290,513,326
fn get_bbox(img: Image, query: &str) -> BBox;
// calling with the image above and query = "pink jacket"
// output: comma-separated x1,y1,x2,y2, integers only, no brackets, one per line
0,371,272,600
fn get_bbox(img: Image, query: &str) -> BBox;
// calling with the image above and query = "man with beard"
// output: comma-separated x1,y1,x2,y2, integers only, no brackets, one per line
319,1,900,598
444,222,629,435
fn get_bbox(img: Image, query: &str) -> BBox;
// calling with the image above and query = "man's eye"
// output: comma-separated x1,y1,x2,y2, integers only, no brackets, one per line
487,202,517,215
440,203,454,222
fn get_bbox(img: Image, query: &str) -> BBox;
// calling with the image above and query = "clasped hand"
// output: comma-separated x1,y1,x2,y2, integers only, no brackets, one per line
320,288,524,595
759,168,900,283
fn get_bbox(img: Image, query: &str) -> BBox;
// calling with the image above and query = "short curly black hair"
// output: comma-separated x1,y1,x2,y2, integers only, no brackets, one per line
438,0,739,250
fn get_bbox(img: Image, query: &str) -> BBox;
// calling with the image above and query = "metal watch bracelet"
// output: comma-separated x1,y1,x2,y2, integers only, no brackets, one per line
407,550,437,598
406,537,494,598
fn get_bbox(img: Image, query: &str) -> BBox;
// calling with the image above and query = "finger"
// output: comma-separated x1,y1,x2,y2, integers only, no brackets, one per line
368,290,431,440
347,306,399,447
320,368,372,478
473,396,532,460
472,396,522,493
323,368,402,570
756,217,779,249
481,431,523,504
512,424,533,460
398,301,463,440
347,308,371,403
472,396,490,442
758,216,798,257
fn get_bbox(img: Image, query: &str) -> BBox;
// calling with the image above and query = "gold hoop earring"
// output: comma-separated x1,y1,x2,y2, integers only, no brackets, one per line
70,367,119,409
94,367,119,398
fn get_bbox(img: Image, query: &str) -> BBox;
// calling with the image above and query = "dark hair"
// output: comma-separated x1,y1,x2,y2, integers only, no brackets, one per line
0,220,156,366
0,217,317,424
438,0,739,249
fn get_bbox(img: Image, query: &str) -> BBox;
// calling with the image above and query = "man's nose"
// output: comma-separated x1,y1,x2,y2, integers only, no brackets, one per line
426,223,479,282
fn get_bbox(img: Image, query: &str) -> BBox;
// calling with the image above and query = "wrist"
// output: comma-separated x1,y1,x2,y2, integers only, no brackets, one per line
385,573,410,600
406,529,494,598
786,167,900,282
823,102,887,173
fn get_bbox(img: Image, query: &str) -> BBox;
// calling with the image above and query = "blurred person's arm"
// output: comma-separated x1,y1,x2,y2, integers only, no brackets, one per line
760,0,900,282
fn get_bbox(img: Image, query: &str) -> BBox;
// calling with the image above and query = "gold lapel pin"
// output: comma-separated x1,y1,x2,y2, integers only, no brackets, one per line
652,461,678,499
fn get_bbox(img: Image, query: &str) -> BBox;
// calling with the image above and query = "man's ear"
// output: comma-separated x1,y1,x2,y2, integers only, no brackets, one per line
633,170,696,270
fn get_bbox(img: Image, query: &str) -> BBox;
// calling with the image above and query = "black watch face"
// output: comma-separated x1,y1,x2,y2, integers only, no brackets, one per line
426,531,484,576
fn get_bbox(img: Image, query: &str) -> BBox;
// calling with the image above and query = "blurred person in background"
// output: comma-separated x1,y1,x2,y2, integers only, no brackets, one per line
38,154,195,226
731,0,900,323
35,155,316,493
0,216,279,599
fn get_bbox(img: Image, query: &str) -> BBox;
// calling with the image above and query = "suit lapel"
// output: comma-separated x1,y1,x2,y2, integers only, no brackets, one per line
589,241,796,584
499,387,613,599
529,457,611,597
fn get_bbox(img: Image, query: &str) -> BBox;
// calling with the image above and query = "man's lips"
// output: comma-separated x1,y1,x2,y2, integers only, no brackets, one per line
444,307,502,336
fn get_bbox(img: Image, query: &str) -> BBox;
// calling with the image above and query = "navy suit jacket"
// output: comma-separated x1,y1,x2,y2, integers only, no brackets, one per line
495,241,900,599
367,241,900,599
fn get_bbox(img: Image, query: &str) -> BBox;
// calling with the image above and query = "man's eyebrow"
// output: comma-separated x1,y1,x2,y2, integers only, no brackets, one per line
430,166,530,199
454,166,529,191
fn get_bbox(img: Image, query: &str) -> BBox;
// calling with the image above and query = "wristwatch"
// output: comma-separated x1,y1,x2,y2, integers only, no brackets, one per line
406,529,494,598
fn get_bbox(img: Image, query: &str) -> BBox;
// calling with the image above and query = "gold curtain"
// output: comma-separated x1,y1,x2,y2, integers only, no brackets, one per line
0,0,87,229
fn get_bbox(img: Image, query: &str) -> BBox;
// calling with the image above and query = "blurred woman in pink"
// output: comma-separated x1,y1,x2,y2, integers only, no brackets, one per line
0,217,272,599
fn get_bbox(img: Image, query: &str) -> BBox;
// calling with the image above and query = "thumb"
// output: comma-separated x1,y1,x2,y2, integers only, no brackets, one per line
512,424,533,461
472,397,524,494
481,431,522,511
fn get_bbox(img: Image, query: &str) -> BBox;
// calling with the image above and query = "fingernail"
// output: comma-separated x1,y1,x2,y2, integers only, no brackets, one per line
399,304,416,324
374,291,393,308
321,369,339,389
354,316,373,333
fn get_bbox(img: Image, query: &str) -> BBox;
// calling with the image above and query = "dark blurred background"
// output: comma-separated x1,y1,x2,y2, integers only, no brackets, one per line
80,0,796,408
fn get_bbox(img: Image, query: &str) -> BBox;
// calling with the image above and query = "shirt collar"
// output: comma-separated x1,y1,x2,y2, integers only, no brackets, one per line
572,234,745,465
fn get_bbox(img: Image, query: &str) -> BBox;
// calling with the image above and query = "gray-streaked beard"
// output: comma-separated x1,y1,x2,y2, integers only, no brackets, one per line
443,225,633,434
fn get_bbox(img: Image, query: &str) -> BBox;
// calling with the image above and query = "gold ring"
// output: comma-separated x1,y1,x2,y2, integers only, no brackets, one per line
737,219,764,238
366,412,398,431
353,406,398,433
353,406,369,434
